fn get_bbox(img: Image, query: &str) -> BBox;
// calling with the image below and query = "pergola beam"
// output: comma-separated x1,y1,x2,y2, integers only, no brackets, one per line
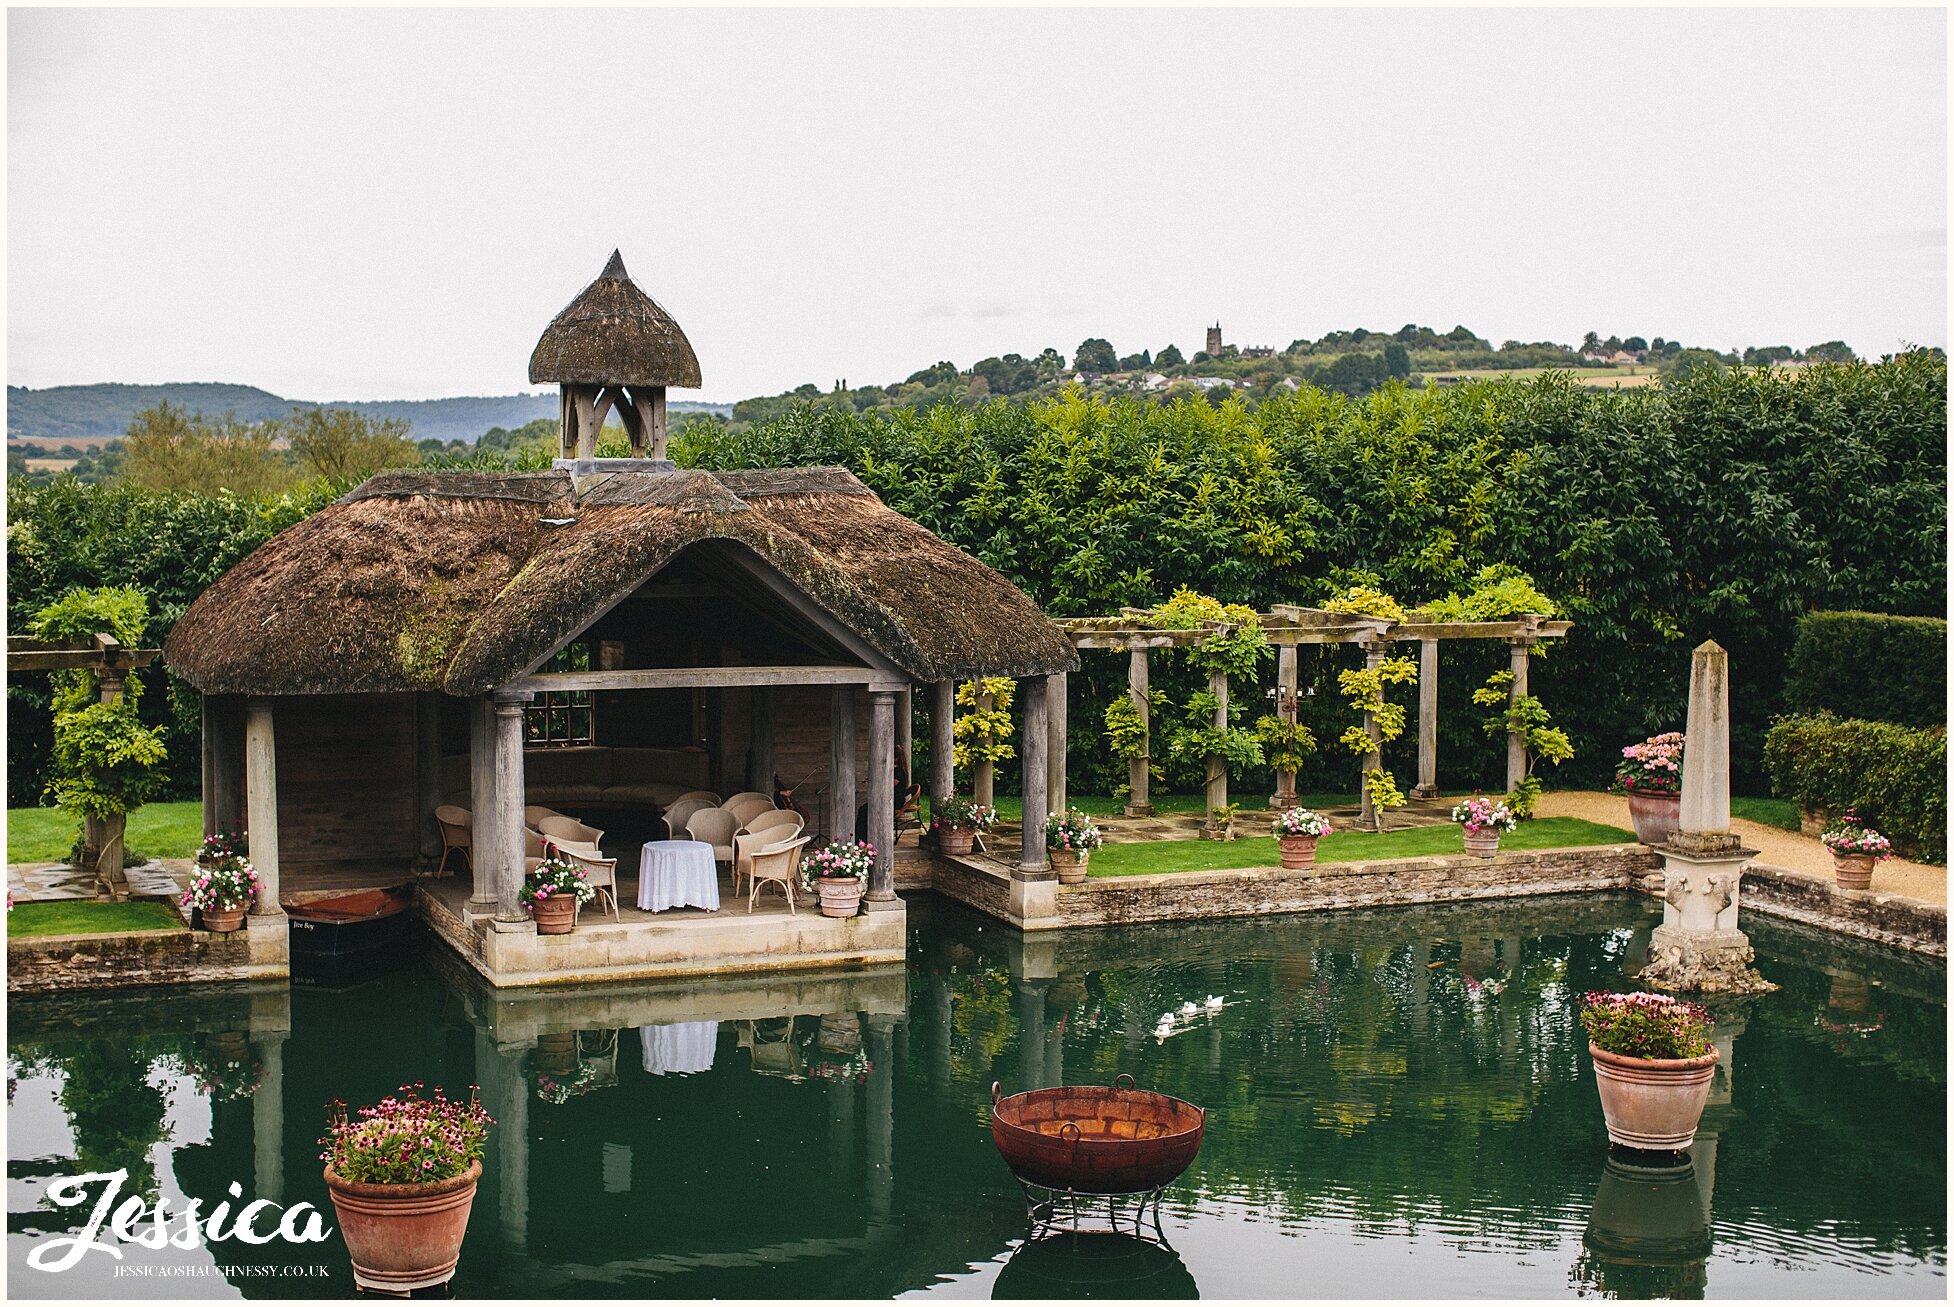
507,665,909,694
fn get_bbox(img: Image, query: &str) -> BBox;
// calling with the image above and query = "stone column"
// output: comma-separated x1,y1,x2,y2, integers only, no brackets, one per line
1125,648,1153,817
1201,670,1230,838
749,687,775,793
830,686,858,843
466,697,499,916
1506,639,1531,794
929,679,955,815
489,690,532,930
867,690,898,904
1017,980,1048,1090
971,684,995,809
1358,643,1386,831
1018,677,1049,877
1046,672,1068,818
1271,643,1299,809
1413,638,1439,799
251,1036,285,1202
415,692,443,863
244,698,281,915
864,1014,896,1225
928,973,953,1093
897,686,914,786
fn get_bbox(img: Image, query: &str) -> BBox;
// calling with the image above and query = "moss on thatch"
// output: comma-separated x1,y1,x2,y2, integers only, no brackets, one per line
165,467,1076,697
527,251,702,389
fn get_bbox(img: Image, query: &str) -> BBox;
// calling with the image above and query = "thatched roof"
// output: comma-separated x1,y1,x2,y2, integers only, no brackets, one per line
527,251,703,389
164,467,1076,697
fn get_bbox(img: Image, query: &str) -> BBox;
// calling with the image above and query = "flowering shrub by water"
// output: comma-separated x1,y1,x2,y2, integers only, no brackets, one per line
1613,732,1685,795
1451,794,1517,835
1271,807,1333,839
181,859,259,913
520,852,594,908
319,1084,493,1185
1045,808,1103,854
182,1046,261,1101
1581,991,1713,1060
1822,808,1895,859
934,796,999,831
805,839,873,880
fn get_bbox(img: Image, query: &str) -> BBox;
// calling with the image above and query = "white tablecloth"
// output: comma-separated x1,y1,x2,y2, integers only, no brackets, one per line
637,839,721,912
641,1021,720,1075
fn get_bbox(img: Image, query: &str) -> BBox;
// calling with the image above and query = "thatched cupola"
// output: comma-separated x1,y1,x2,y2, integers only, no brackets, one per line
528,250,701,464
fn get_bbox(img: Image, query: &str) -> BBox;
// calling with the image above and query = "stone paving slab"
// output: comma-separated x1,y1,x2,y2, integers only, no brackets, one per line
8,858,187,903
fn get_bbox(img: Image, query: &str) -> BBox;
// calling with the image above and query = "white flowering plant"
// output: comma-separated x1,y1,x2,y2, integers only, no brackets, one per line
181,858,259,913
1045,809,1103,854
520,852,594,908
1451,793,1518,835
1271,807,1333,839
1821,809,1894,859
804,838,874,881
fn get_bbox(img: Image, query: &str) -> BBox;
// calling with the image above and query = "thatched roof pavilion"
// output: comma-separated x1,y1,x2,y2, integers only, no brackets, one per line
528,249,702,390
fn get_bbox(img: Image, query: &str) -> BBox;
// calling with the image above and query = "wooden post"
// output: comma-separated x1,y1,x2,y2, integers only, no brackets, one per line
416,692,443,863
930,679,955,814
830,686,857,843
1125,648,1152,817
1507,639,1531,795
1046,671,1067,818
648,386,669,460
867,690,897,902
1202,670,1229,838
749,686,775,792
467,697,499,914
1359,643,1386,832
573,385,599,463
244,698,281,915
203,695,245,837
1019,678,1049,877
971,684,995,809
1271,643,1299,810
1413,638,1439,799
490,690,531,926
897,686,914,785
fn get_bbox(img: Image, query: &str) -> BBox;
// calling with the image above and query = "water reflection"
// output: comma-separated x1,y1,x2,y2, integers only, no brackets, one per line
993,1232,1198,1299
1578,1152,1715,1298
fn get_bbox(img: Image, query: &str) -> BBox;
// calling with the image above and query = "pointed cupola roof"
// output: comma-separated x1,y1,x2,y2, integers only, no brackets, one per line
527,250,703,389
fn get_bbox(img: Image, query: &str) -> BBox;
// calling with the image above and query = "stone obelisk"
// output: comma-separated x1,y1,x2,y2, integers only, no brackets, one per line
1640,641,1774,994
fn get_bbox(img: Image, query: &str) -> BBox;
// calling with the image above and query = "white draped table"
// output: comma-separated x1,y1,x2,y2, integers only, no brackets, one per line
640,1021,720,1075
637,839,721,912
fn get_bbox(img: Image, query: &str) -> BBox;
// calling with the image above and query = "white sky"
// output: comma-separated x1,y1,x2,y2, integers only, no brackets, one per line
8,6,1947,403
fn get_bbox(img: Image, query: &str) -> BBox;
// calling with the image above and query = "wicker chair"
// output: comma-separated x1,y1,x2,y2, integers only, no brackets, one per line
732,810,805,894
675,790,723,806
724,790,774,809
524,805,566,828
747,835,811,914
661,798,713,843
538,813,607,849
434,805,473,878
725,794,776,828
687,808,741,873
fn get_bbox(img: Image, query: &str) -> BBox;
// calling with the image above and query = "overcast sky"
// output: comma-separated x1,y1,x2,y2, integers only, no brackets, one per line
9,6,1946,403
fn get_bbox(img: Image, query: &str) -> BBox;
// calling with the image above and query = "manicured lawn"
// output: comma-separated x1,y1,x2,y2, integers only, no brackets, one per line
8,899,185,938
937,793,1363,823
7,800,204,865
1086,816,1636,877
1732,796,1801,832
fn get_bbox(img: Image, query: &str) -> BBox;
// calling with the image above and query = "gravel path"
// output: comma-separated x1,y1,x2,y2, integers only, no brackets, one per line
1536,791,1946,904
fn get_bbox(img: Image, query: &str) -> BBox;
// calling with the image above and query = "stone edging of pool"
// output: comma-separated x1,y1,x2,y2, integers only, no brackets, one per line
1739,862,1946,958
7,910,290,993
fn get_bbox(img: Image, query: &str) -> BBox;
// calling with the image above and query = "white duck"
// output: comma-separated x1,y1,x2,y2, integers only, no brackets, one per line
1204,995,1225,1010
1179,1001,1200,1016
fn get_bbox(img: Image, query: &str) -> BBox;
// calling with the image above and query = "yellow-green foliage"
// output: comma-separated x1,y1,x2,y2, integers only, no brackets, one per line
1472,668,1574,817
953,677,1016,766
1323,586,1406,623
1338,657,1419,752
1422,564,1557,622
1150,587,1269,678
27,585,151,712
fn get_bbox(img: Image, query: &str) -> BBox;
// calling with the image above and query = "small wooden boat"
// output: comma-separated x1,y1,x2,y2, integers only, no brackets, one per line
286,888,413,958
990,1075,1206,1196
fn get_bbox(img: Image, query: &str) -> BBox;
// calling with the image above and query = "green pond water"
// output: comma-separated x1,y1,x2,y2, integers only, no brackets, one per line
7,894,1945,1298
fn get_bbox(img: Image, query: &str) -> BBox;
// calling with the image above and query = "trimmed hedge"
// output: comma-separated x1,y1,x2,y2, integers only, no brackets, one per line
1784,611,1946,729
1763,712,1946,863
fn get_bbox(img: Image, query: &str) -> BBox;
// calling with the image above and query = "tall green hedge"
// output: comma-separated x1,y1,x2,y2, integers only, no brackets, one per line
1784,611,1946,728
1763,713,1946,862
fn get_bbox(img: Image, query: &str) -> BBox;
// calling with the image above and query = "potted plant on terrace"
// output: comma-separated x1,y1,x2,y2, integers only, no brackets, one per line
319,1084,493,1293
1820,808,1893,890
1271,807,1333,870
804,838,873,917
1581,991,1718,1153
1046,809,1103,884
1612,732,1685,845
932,796,998,858
1452,793,1517,858
520,852,593,935
181,835,259,933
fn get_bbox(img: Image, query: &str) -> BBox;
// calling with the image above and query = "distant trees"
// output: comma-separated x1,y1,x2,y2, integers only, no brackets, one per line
287,409,417,482
1622,336,1648,353
972,354,1039,396
1742,345,1797,367
906,361,959,387
1156,344,1186,367
1382,344,1412,379
121,402,295,498
1116,350,1153,372
1806,340,1859,363
1073,338,1118,374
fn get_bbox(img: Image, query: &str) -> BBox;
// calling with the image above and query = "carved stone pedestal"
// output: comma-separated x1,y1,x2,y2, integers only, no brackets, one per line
1641,845,1776,994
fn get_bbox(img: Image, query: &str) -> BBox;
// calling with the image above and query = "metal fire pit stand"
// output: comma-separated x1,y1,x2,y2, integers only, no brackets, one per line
1014,1177,1174,1247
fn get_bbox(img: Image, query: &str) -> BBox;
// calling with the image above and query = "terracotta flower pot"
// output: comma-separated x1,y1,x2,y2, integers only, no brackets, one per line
325,1158,480,1293
199,906,246,933
1050,850,1089,884
530,896,578,935
939,827,977,857
1589,1042,1720,1152
532,1032,578,1075
1831,852,1875,890
1463,829,1501,859
1624,791,1682,846
816,875,865,918
206,1030,250,1062
1277,834,1319,870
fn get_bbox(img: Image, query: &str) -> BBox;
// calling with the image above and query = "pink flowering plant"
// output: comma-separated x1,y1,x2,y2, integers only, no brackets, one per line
181,857,259,913
1581,991,1713,1060
182,1046,262,1102
1612,731,1685,796
1271,807,1333,839
1821,809,1894,859
532,1063,599,1105
1045,808,1103,854
520,851,594,909
804,838,873,882
1451,793,1518,835
319,1083,493,1185
933,796,999,832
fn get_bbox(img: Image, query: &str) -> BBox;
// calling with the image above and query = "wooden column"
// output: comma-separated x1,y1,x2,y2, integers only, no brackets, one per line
490,690,531,926
971,684,995,809
929,680,955,812
467,697,499,913
748,687,775,793
415,692,443,862
1413,638,1439,799
244,698,281,915
1271,643,1299,809
1202,670,1229,837
897,686,914,785
830,686,858,843
1507,639,1531,794
1046,671,1068,817
203,695,244,837
1359,643,1386,831
867,690,897,901
1124,648,1152,817
1018,677,1049,877
573,385,599,462
647,387,669,460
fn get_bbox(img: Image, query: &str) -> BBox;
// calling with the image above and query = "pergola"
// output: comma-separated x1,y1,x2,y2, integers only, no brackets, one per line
1055,606,1572,828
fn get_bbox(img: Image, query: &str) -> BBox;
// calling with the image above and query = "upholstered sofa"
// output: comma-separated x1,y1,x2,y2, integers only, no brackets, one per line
441,746,712,811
